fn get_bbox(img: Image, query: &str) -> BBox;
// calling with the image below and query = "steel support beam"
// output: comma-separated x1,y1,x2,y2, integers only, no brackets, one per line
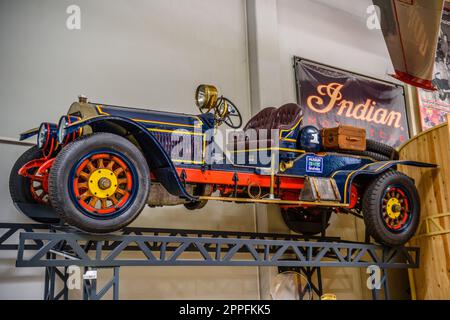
1,222,340,251
0,223,418,300
83,267,120,300
15,230,419,268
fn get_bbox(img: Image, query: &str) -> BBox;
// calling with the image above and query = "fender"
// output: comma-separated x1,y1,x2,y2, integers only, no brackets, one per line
331,160,437,205
19,127,39,141
64,115,196,201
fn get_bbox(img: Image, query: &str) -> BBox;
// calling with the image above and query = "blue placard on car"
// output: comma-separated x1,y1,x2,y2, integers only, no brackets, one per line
306,156,323,173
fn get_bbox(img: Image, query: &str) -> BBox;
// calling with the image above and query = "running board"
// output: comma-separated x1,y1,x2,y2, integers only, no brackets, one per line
199,196,348,207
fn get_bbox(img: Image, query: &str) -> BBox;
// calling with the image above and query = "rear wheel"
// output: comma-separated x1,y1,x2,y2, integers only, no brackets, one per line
281,207,332,236
362,170,420,246
9,146,60,224
48,133,150,233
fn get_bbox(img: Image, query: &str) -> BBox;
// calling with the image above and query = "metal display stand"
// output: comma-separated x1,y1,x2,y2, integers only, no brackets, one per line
0,222,419,300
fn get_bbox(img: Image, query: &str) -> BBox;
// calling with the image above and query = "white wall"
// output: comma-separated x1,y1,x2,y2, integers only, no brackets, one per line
0,0,251,136
0,0,258,300
277,0,396,103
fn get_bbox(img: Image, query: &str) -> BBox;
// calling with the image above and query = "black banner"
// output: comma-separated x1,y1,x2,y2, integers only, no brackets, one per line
418,6,450,131
295,59,409,147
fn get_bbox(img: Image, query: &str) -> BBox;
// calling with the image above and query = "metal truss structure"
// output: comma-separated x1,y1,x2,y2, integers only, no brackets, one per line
0,222,419,300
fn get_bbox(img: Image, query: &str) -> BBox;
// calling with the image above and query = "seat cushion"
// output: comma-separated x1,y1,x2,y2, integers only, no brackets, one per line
244,107,277,131
272,103,303,130
229,103,303,152
243,103,303,131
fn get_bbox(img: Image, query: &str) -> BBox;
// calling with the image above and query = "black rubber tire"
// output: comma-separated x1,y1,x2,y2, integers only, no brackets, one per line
366,139,399,160
340,150,390,161
184,184,208,210
9,146,60,224
362,170,420,247
281,207,332,236
48,133,150,234
184,200,208,210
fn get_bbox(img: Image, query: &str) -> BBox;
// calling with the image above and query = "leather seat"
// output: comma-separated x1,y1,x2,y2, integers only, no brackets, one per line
227,103,303,151
243,107,277,136
272,103,303,131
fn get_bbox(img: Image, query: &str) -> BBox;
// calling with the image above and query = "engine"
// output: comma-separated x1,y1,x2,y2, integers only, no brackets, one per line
147,183,194,207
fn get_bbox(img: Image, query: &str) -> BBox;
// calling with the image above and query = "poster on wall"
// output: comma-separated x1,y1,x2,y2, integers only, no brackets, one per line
417,5,450,131
294,58,409,147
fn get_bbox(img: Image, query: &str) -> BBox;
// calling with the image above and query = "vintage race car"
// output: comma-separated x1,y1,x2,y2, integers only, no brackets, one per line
9,85,436,246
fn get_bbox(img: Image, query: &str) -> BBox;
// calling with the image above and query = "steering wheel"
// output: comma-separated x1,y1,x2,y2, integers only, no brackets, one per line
215,97,243,129
195,85,242,129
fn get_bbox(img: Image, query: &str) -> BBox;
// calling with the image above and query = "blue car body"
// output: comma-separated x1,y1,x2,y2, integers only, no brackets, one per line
50,102,434,207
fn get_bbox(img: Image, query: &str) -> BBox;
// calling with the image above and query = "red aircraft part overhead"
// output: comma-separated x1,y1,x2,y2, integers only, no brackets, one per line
374,0,444,90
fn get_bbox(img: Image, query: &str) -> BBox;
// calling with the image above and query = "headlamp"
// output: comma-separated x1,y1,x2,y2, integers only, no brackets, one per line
57,116,69,144
57,115,82,145
195,84,218,113
37,122,58,157
37,123,49,149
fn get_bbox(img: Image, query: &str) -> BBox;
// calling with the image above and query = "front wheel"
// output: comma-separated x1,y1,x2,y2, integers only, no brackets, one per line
48,133,150,233
362,170,420,246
